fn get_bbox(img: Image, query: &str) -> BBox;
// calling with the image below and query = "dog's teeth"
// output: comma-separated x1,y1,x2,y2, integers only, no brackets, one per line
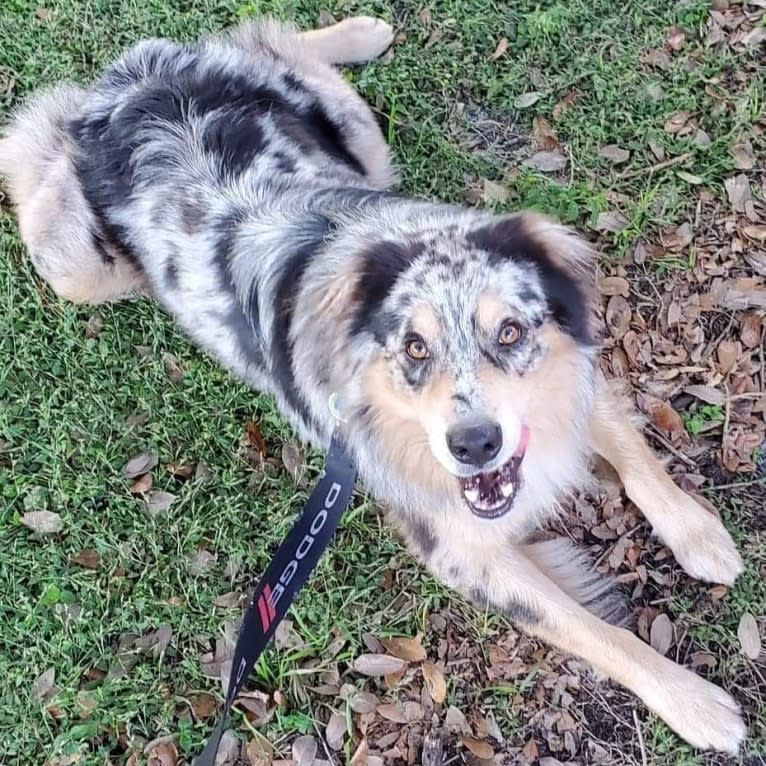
464,487,480,504
500,481,514,498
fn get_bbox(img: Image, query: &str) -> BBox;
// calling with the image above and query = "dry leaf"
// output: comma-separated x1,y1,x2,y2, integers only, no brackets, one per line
599,144,630,164
145,740,177,766
292,735,317,766
663,222,693,252
349,738,369,766
195,461,213,482
732,139,754,170
522,150,567,173
130,473,153,494
352,654,406,676
552,89,579,120
35,7,52,20
598,276,630,297
531,115,561,151
162,352,184,382
637,394,684,436
70,549,101,570
378,633,427,662
717,340,739,374
213,591,241,608
666,25,686,50
85,313,103,338
122,450,158,479
217,730,240,766
743,225,766,241
445,705,470,734
606,296,631,339
187,549,216,575
245,420,267,456
21,511,63,535
740,313,762,349
348,690,379,713
325,712,346,750
281,443,304,481
422,661,447,704
490,37,508,60
737,614,761,659
595,211,628,233
482,179,508,205
664,111,691,134
724,174,752,213
521,738,539,761
462,737,494,759
191,692,217,718
31,667,56,701
514,92,542,109
684,385,724,406
650,614,673,655
377,702,408,724
145,490,176,517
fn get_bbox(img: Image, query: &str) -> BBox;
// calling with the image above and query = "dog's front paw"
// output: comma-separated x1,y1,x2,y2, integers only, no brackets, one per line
337,17,395,59
644,663,747,754
661,491,744,586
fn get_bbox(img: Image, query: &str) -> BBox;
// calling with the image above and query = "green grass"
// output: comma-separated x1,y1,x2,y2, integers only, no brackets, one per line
1,0,764,764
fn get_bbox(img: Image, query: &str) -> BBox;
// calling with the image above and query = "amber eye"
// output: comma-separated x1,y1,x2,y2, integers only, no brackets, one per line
498,321,523,346
405,336,430,360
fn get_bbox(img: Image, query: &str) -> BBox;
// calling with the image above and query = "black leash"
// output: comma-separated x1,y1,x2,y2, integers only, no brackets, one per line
194,430,357,766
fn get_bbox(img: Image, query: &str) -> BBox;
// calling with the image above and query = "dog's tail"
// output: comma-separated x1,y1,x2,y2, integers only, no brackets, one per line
524,537,631,627
0,84,144,304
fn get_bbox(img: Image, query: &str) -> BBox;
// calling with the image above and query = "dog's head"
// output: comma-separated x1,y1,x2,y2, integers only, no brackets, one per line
323,211,597,518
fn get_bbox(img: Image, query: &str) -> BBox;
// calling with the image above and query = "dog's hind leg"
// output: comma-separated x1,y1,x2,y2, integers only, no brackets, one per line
0,85,145,304
414,529,746,753
589,373,743,586
299,17,395,64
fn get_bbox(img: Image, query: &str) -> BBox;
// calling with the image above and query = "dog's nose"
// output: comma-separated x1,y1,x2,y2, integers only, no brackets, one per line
447,421,503,466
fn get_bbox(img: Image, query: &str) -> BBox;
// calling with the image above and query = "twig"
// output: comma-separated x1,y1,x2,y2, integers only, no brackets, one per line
722,382,732,447
633,708,649,766
313,720,338,766
615,152,692,182
647,426,696,468
707,476,766,492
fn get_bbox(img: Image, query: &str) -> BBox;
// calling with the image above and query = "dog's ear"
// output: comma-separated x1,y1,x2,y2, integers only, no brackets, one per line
467,212,597,346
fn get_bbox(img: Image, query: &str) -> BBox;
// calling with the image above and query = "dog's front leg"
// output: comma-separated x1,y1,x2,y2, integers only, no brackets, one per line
589,373,743,585
418,533,746,753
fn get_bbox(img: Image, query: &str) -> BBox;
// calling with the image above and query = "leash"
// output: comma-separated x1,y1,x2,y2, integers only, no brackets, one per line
193,417,357,766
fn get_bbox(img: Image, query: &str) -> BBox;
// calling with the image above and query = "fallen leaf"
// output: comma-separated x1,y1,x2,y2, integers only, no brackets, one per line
122,450,158,479
642,48,671,69
145,490,176,517
521,738,539,761
35,7,52,20
532,115,561,151
352,654,406,676
348,690,379,713
422,661,447,704
213,591,241,608
245,739,272,766
732,139,754,170
724,174,752,213
676,170,703,185
606,296,631,339
216,730,240,766
740,313,762,349
717,340,739,374
377,702,408,723
325,712,346,750
378,633,427,662
162,352,184,382
552,89,579,120
650,614,674,655
462,737,494,759
490,37,508,60
743,225,766,241
737,613,761,659
145,739,177,766
636,394,684,436
187,549,216,575
21,511,63,535
245,420,267,456
598,276,630,297
85,313,103,338
167,461,194,478
195,461,213,482
595,211,628,233
349,738,369,766
599,144,630,164
684,385,724,406
317,9,336,28
70,549,101,570
31,667,56,701
666,25,686,50
191,692,217,718
281,443,304,481
292,735,317,766
481,178,508,205
522,150,567,173
130,473,153,494
514,92,543,109
664,110,691,134
274,619,305,650
662,222,693,252
445,705,470,734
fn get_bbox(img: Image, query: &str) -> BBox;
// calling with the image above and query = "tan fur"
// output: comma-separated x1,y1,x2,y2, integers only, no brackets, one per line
410,303,442,344
475,293,507,334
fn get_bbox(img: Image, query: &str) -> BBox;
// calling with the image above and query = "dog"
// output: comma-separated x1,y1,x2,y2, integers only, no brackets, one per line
0,15,748,755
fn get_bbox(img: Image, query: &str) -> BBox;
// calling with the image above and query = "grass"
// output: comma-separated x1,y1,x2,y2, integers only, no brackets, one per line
0,0,764,764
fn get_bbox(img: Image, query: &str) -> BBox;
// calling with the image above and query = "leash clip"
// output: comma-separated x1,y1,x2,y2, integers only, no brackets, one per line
328,392,347,424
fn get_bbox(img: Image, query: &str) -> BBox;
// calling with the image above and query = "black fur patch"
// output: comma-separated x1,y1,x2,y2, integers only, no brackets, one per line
467,218,592,345
409,517,437,557
270,214,334,431
164,249,179,289
504,598,541,626
351,240,425,341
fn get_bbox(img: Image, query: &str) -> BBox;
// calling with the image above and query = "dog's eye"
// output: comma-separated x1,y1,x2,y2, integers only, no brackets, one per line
498,321,523,346
405,336,430,360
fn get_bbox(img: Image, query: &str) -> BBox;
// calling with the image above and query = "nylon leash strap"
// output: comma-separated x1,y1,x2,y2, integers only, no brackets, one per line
194,431,357,766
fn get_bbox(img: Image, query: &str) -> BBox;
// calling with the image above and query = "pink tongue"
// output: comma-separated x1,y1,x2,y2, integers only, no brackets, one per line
514,425,530,457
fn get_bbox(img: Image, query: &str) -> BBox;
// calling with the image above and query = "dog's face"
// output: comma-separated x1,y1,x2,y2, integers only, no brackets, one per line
351,213,596,519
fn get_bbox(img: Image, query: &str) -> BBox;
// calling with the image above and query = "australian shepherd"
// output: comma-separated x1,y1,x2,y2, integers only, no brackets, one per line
0,15,747,754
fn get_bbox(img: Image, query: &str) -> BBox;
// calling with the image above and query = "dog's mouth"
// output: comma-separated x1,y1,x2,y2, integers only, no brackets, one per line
459,427,529,519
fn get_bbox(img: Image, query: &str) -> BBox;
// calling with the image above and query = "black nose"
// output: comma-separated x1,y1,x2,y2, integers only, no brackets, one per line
447,421,503,466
